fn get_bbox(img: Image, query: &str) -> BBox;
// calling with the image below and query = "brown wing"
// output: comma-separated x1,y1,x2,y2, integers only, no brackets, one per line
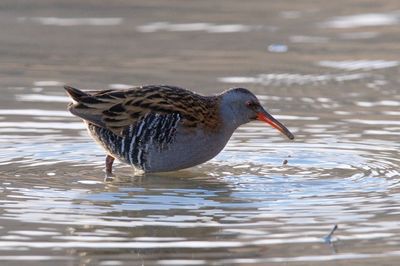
65,85,220,136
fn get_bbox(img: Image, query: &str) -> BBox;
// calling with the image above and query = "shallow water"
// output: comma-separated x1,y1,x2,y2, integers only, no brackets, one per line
1,0,400,265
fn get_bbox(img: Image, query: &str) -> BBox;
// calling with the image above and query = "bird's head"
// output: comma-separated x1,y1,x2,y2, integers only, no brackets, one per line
220,88,294,140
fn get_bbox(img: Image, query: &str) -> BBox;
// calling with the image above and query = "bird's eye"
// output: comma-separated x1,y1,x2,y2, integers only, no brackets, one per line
246,101,258,108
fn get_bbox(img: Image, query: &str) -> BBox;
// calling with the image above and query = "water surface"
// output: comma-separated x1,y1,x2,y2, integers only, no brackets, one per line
0,0,400,265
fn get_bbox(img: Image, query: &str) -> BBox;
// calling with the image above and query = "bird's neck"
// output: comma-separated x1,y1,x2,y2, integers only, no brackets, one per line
218,98,243,137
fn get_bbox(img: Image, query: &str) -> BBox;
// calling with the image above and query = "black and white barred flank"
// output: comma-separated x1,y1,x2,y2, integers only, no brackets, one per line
88,112,181,171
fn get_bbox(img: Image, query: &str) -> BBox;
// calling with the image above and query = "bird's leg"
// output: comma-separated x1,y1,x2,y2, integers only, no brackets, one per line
105,155,115,178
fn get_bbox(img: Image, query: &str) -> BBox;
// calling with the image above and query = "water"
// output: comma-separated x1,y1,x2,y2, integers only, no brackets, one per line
1,0,400,265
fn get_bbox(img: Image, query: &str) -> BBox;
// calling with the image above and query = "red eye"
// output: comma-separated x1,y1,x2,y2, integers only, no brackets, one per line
246,101,257,108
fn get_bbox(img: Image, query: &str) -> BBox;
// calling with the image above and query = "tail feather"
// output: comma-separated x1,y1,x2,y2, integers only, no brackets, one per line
64,85,89,102
64,85,107,129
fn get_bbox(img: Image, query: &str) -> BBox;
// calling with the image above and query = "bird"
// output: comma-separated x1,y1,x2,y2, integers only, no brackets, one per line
64,84,294,177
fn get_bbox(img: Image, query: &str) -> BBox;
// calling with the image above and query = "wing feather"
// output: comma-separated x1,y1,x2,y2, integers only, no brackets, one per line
65,85,219,136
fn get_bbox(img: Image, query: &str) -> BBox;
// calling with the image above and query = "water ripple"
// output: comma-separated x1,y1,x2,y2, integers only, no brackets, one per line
18,17,123,26
137,22,257,33
219,72,371,86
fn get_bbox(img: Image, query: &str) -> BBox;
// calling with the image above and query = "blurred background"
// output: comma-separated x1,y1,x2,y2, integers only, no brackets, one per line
0,0,399,265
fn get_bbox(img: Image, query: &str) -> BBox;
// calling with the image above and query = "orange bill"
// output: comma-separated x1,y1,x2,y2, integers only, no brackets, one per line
257,111,295,140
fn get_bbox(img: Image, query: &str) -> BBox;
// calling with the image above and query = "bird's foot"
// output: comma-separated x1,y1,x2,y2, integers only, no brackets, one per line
104,173,115,182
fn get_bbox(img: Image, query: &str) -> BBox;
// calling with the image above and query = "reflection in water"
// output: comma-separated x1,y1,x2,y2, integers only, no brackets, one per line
267,44,288,53
137,22,257,33
219,72,371,86
33,81,64,87
0,109,71,117
318,60,399,71
18,17,123,26
322,13,400,28
16,94,70,103
289,35,329,43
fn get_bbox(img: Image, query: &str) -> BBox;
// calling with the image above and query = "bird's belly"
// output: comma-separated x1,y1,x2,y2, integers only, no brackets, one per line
145,130,229,172
87,123,231,173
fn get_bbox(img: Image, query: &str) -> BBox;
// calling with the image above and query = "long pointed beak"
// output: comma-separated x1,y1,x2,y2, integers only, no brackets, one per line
257,110,295,140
